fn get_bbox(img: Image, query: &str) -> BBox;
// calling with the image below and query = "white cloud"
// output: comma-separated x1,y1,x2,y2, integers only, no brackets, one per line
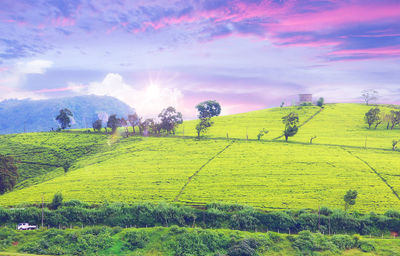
16,59,53,74
71,73,184,118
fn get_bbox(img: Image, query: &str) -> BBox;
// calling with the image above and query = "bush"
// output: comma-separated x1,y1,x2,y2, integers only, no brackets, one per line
123,230,150,250
227,238,260,256
49,192,63,210
330,234,355,250
358,240,375,252
292,231,337,253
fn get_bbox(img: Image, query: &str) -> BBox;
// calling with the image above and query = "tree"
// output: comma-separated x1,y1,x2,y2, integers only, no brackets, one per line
364,107,381,129
120,118,129,137
257,129,269,140
389,110,400,130
107,114,121,134
317,97,324,107
128,113,141,135
92,119,102,132
344,190,357,211
0,155,18,194
393,140,398,151
282,112,299,141
158,107,183,134
49,192,63,210
361,89,378,105
196,118,214,138
195,100,221,119
55,108,73,130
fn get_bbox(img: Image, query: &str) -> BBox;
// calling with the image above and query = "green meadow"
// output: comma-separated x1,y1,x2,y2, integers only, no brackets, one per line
0,103,399,214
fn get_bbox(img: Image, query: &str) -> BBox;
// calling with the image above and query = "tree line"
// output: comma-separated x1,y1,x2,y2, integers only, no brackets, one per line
0,200,399,236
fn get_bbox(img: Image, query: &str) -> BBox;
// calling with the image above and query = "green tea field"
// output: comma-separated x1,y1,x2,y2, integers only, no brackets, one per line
0,103,399,213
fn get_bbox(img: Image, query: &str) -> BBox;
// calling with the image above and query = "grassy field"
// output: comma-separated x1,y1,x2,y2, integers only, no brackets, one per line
0,132,109,189
175,105,321,140
0,103,400,213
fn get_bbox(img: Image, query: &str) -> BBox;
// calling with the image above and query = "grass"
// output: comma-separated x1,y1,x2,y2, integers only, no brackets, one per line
0,103,400,213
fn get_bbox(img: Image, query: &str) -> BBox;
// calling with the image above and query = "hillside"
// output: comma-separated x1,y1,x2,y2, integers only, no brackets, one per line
0,95,134,134
0,103,400,213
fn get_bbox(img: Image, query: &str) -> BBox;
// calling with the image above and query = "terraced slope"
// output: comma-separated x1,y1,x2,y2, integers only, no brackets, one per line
0,132,109,189
1,103,400,213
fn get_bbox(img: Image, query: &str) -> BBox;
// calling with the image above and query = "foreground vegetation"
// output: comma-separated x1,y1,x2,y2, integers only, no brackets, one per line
1,225,400,256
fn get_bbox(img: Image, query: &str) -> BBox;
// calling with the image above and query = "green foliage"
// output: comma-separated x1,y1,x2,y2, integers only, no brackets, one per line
317,97,324,107
344,189,358,211
256,128,268,140
330,234,355,250
282,112,299,141
227,238,260,256
358,240,375,252
158,106,183,134
292,231,337,254
364,107,381,129
56,108,73,130
20,227,114,255
196,100,221,119
123,230,150,250
0,155,18,194
49,192,63,210
196,117,214,138
107,114,121,133
92,119,102,132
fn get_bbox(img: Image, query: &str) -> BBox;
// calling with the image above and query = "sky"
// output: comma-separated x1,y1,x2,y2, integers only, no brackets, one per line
0,0,400,119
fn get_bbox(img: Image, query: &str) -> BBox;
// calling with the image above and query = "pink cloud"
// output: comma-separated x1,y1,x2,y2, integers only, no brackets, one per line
51,17,76,27
329,46,400,59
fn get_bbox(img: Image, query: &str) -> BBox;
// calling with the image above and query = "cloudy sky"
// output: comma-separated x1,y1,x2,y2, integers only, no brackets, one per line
1,0,399,118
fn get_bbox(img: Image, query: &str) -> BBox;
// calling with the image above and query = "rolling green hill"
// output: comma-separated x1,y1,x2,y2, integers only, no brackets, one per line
1,103,399,213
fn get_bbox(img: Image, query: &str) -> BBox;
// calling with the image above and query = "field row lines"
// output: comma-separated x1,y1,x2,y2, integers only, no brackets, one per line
342,148,400,201
174,141,235,202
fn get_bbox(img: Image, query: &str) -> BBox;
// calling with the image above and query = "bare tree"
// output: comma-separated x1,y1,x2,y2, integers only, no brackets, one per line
361,89,378,105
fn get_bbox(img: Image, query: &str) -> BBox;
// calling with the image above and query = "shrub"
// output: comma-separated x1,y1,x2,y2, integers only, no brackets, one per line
123,230,150,250
292,231,337,253
358,240,375,252
330,234,355,250
227,238,260,256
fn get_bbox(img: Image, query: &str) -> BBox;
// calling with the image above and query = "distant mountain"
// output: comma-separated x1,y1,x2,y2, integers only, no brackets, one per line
0,95,135,134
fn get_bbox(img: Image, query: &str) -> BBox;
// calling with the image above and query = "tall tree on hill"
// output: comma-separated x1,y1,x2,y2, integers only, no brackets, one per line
158,107,183,134
361,89,378,105
56,108,73,130
0,155,18,194
282,112,299,142
107,114,121,134
196,100,221,119
128,113,141,135
344,190,358,211
196,117,214,138
364,107,381,129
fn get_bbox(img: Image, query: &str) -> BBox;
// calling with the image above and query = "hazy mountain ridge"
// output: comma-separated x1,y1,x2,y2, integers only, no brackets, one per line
0,95,134,134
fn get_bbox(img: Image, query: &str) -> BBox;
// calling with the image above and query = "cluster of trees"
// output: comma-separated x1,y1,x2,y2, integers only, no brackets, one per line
0,155,18,195
93,107,183,136
364,107,400,130
56,106,184,136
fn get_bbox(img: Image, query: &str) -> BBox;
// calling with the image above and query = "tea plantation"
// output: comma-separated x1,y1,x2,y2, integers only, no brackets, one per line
0,104,399,214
